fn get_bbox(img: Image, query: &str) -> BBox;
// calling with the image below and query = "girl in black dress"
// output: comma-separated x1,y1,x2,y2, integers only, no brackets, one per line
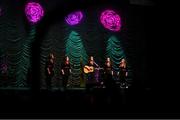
119,58,128,88
45,53,55,90
104,57,114,89
61,56,71,89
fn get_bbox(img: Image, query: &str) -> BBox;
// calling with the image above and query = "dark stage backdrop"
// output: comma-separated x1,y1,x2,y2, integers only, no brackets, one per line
0,0,154,90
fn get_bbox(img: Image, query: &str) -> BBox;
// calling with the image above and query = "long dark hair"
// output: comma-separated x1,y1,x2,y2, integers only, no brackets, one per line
48,53,54,59
105,57,112,67
64,56,70,64
120,58,126,68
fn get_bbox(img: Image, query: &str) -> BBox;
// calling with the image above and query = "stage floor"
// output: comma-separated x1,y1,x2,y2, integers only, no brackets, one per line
0,85,179,118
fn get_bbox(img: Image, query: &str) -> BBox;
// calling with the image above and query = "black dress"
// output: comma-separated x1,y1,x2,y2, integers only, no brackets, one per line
104,64,113,89
61,63,71,89
45,60,54,90
119,66,127,84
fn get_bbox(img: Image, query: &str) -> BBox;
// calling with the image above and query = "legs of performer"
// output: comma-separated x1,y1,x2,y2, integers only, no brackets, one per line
86,72,95,91
62,75,69,89
45,76,52,90
120,76,128,88
104,74,113,89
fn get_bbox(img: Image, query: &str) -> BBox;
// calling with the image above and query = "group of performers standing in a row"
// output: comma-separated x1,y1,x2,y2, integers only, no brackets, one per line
45,53,128,90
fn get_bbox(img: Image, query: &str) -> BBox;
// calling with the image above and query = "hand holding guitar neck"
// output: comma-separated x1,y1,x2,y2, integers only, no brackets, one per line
94,61,99,68
94,61,103,70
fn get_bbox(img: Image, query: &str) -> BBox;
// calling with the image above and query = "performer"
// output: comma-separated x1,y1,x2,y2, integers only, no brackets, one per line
61,56,71,89
80,58,85,87
118,58,128,88
103,57,114,89
45,53,55,90
86,56,99,89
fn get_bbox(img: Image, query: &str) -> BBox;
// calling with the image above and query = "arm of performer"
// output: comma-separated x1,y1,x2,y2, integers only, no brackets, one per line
47,68,51,75
126,70,128,77
61,63,65,75
61,69,64,75
70,63,72,73
94,61,99,68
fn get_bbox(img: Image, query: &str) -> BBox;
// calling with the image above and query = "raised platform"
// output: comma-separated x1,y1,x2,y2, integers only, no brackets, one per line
0,86,179,118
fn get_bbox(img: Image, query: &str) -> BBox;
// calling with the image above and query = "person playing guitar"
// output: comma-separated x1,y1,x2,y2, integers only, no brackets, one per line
45,53,55,90
85,56,99,90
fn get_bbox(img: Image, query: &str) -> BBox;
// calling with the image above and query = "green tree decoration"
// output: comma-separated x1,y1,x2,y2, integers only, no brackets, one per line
65,31,88,87
0,1,36,88
5,14,27,87
16,26,36,87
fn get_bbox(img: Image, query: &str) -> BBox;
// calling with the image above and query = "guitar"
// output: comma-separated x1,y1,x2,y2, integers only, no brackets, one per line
84,65,94,73
84,65,103,74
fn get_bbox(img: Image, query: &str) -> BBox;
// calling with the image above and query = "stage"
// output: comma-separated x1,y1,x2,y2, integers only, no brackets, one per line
0,0,168,118
0,82,162,117
0,80,179,118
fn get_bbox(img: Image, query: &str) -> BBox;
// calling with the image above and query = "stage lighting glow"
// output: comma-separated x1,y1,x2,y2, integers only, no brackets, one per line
0,63,7,74
0,8,2,16
25,2,44,24
65,11,83,25
100,10,121,32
